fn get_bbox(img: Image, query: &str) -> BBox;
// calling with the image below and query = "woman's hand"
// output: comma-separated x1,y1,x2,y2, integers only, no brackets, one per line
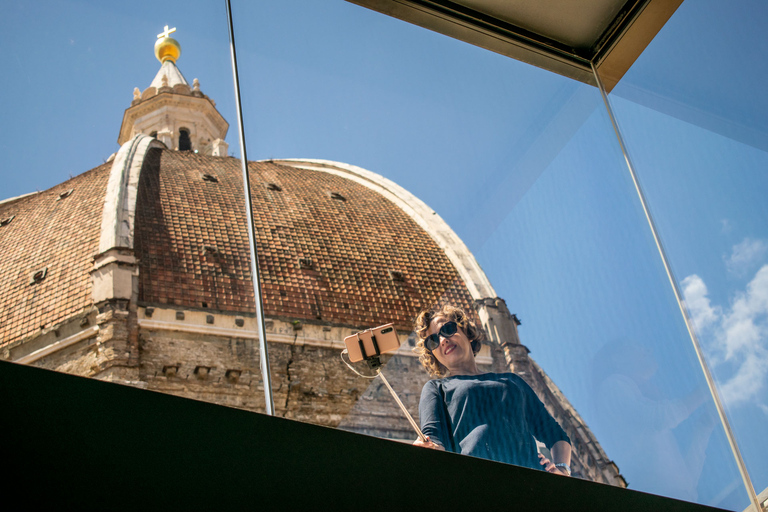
413,436,444,450
538,454,568,476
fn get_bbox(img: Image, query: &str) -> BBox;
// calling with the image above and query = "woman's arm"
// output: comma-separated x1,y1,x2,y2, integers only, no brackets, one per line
513,375,572,475
550,440,572,475
416,380,451,451
538,441,572,476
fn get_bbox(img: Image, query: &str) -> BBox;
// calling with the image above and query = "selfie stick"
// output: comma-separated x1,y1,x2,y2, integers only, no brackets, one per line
376,370,428,443
341,334,427,443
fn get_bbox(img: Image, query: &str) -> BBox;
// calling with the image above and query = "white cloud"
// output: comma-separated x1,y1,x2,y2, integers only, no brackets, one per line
720,342,768,405
682,265,768,408
720,218,733,234
725,238,768,277
681,274,720,333
722,265,768,359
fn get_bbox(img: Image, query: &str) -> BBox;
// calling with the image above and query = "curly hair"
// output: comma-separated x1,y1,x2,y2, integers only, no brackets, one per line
413,304,485,377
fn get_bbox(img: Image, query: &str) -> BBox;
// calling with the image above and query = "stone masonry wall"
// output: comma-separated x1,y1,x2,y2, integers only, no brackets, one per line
8,301,623,487
135,306,440,432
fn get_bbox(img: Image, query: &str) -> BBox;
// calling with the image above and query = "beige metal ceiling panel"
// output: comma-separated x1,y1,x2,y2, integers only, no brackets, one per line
347,0,682,90
457,0,626,48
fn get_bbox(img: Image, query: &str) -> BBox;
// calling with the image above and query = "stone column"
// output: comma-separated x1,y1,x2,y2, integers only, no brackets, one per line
473,297,533,378
157,130,173,150
212,138,229,157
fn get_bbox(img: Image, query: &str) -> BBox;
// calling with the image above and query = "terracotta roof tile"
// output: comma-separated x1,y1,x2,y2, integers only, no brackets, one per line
1,149,478,347
0,163,111,347
135,150,476,330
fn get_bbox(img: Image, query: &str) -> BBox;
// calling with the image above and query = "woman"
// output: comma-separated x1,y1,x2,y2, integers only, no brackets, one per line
413,304,572,476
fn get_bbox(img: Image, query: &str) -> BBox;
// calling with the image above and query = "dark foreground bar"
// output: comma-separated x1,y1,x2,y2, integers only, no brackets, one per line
1,360,729,511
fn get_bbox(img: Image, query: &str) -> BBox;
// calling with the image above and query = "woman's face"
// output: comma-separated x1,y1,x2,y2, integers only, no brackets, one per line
427,316,477,375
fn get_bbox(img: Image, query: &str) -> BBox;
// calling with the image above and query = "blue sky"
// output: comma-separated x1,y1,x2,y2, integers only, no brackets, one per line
2,1,766,509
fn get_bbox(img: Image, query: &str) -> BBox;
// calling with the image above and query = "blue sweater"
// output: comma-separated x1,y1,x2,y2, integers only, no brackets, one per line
419,372,570,470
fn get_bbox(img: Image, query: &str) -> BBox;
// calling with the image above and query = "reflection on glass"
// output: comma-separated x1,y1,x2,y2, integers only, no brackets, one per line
224,0,744,507
592,340,716,500
602,0,768,508
0,0,758,509
472,94,743,508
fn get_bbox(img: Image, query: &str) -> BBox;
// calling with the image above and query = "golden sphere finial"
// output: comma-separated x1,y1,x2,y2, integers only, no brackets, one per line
154,25,181,63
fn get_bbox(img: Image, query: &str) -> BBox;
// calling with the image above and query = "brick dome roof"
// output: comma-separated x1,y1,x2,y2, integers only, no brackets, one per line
134,149,475,331
0,163,111,349
0,146,479,349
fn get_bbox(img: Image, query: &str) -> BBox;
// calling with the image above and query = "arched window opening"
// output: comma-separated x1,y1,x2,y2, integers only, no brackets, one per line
179,128,191,151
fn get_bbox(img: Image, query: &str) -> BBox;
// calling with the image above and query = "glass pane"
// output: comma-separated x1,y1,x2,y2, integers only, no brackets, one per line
601,0,768,509
0,1,752,509
224,0,743,507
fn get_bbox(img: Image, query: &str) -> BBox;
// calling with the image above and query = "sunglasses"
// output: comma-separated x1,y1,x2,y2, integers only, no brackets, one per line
424,321,458,351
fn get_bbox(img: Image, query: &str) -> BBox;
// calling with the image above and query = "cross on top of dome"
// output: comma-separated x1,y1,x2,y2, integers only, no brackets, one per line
157,25,176,39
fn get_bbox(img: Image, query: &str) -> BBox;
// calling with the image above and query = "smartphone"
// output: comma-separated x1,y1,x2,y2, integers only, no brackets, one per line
344,323,401,363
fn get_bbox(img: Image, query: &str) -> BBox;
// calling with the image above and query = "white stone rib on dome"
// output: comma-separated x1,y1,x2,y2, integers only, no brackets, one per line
99,134,165,252
271,159,496,300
